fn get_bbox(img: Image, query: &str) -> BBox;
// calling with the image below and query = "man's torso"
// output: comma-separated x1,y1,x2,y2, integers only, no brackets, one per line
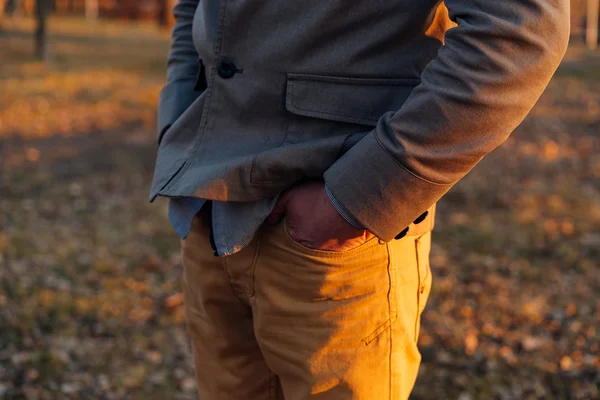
150,0,455,202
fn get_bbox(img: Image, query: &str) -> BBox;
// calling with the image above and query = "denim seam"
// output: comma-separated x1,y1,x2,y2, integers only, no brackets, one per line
361,243,396,347
247,229,263,299
222,256,251,306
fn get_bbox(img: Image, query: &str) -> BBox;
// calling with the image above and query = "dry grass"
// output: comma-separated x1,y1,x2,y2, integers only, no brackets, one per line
1,16,599,400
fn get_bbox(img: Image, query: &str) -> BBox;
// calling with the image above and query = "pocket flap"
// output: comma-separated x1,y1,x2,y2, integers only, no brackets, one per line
286,74,420,126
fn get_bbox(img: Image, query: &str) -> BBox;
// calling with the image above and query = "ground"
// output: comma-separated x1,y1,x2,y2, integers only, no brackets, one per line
0,17,599,400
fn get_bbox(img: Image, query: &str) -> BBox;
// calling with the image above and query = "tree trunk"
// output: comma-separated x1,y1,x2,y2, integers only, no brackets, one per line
24,0,33,15
588,0,599,50
157,0,168,27
157,0,174,28
35,0,48,60
85,0,97,21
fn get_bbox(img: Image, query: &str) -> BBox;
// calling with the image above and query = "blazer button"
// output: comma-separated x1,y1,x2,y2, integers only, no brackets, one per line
413,211,429,225
217,60,239,79
395,227,409,240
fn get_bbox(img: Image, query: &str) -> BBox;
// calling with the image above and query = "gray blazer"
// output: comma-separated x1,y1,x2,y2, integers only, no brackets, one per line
150,0,569,242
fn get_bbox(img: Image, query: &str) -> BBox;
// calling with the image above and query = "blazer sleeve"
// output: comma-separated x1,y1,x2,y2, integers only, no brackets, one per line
324,0,570,242
157,0,203,144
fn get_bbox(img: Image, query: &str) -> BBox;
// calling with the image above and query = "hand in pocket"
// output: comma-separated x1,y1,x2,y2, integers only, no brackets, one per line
266,181,374,252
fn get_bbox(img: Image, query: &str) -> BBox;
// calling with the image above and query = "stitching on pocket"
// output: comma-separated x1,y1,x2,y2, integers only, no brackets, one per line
286,74,421,126
362,318,393,346
290,81,380,125
281,219,380,258
287,73,421,86
414,238,422,341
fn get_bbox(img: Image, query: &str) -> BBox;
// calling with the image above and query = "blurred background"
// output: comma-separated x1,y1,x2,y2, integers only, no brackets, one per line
0,1,599,399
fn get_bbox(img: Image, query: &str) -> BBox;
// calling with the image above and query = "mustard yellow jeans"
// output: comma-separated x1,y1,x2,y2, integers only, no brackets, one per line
182,214,432,400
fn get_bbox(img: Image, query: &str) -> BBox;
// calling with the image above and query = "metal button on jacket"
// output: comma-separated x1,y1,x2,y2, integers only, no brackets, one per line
217,60,238,79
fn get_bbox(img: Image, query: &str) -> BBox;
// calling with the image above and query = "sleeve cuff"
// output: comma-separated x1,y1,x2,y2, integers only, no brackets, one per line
324,184,365,230
324,132,452,241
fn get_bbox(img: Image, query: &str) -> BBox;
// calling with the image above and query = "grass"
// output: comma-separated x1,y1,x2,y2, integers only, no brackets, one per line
1,16,599,400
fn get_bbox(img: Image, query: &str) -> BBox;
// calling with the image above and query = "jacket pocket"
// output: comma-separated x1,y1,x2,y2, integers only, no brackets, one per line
250,74,420,185
285,73,420,128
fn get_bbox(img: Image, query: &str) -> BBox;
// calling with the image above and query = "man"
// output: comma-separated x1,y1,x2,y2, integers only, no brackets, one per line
150,1,569,398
